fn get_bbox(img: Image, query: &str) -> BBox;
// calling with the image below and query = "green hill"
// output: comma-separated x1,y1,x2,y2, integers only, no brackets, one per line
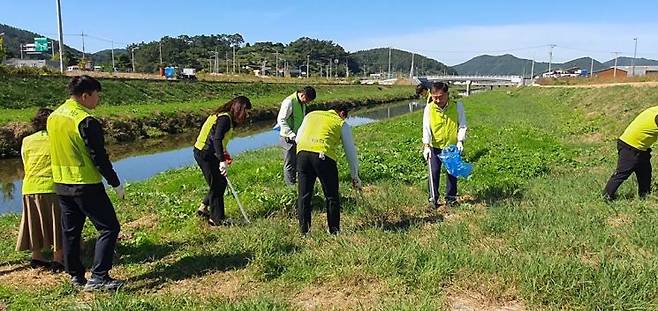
454,54,610,76
350,48,456,76
0,23,81,61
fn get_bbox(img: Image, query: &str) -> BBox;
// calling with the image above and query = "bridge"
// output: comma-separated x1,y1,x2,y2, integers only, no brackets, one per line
415,75,524,95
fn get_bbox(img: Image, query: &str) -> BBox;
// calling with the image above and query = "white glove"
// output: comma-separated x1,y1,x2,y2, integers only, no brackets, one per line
285,133,296,144
457,127,467,142
352,176,362,190
457,141,464,153
423,146,431,161
219,161,228,176
114,183,126,200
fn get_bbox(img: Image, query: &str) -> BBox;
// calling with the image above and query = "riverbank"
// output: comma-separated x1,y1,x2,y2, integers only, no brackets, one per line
0,79,413,157
1,86,657,309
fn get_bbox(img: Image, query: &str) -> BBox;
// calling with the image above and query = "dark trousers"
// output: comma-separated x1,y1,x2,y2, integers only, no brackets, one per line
297,150,341,234
604,139,652,198
194,148,227,222
428,147,458,207
57,184,120,279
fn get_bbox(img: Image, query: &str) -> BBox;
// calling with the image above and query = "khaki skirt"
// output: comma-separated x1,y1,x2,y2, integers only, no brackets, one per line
15,193,63,252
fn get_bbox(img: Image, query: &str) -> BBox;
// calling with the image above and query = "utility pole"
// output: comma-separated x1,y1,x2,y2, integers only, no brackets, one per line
159,41,163,65
273,51,278,77
20,44,23,59
111,40,115,72
530,59,535,79
612,52,621,79
306,54,310,78
55,0,64,73
346,58,349,79
547,45,553,73
215,46,219,73
589,57,594,78
409,53,415,78
131,47,139,72
387,47,392,79
232,45,236,74
226,51,229,74
81,31,86,61
631,37,638,77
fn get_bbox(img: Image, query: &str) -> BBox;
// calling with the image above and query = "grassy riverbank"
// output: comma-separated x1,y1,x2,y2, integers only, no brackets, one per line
1,86,657,310
0,78,413,157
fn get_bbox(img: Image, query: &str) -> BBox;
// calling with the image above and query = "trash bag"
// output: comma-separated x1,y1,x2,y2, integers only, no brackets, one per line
439,144,473,178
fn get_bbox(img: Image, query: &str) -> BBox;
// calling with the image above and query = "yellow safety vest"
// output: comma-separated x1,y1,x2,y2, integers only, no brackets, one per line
296,110,344,161
620,106,658,151
21,131,55,194
47,99,103,184
284,92,306,134
425,92,432,105
194,112,234,152
428,101,458,149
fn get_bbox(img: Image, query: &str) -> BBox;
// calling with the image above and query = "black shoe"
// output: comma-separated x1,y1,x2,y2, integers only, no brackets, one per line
445,197,459,207
603,193,616,202
50,261,65,273
208,218,234,226
196,203,210,218
30,259,51,269
84,276,124,292
71,275,87,288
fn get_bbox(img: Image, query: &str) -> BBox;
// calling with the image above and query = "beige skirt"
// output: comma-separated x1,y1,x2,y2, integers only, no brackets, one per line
15,193,63,252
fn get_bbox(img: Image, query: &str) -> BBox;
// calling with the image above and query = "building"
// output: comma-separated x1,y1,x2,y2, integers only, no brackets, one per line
594,66,658,78
594,67,628,79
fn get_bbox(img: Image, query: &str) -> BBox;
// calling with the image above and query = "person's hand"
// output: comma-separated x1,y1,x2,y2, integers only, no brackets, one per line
352,176,362,190
219,161,228,176
223,152,233,165
456,141,464,153
285,134,296,144
423,146,431,161
114,183,126,200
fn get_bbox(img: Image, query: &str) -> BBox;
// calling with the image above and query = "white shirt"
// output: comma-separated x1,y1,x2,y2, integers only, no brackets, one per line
276,95,296,138
422,101,467,145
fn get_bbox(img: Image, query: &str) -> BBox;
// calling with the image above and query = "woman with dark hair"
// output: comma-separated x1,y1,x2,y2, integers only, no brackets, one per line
194,96,252,225
16,108,64,271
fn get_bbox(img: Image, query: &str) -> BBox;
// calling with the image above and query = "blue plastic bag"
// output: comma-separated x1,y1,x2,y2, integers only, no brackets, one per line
439,145,473,178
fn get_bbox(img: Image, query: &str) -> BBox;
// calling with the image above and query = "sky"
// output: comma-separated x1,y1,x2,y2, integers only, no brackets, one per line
2,0,658,65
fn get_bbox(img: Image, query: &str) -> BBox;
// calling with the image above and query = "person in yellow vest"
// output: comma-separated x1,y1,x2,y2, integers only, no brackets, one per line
276,86,316,185
295,104,362,235
194,96,252,225
604,106,658,200
15,108,64,272
47,75,125,291
422,82,467,208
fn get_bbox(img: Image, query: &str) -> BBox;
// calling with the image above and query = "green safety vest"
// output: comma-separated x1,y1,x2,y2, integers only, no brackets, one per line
296,110,344,161
194,112,234,152
21,130,55,194
47,99,103,184
428,101,459,149
619,106,658,151
285,92,306,133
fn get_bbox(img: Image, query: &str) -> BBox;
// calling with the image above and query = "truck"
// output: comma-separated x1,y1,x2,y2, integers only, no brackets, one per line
179,68,197,80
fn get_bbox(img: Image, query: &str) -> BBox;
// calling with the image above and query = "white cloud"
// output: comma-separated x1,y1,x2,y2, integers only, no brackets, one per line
342,23,658,65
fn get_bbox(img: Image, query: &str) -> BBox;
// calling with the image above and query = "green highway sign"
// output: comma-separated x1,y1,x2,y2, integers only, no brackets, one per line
34,37,48,52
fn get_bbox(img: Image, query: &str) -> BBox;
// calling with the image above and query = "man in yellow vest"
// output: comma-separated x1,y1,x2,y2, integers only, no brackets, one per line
47,75,125,291
277,86,316,185
295,104,361,235
604,106,658,200
422,82,467,208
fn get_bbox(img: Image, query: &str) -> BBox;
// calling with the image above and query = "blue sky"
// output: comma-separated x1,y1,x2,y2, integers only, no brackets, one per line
2,0,658,65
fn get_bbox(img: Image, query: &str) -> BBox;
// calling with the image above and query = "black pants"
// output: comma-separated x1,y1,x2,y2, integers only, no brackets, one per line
297,150,341,234
428,147,458,207
194,148,227,222
604,139,652,198
57,184,120,279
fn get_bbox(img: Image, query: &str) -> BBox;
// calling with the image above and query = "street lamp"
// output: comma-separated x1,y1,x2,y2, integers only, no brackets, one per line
631,38,638,77
131,46,139,72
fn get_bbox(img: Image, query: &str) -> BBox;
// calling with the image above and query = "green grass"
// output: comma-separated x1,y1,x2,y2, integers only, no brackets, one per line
0,76,412,125
1,86,658,310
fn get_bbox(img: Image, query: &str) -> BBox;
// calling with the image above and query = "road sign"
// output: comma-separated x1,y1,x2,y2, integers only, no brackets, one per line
34,38,49,52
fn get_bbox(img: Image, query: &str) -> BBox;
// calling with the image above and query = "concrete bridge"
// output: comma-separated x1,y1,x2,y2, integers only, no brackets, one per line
415,75,524,95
